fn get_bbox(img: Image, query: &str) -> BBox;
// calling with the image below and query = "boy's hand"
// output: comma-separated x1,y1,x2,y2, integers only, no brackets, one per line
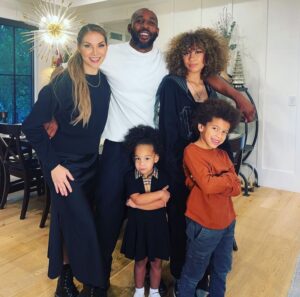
44,118,58,139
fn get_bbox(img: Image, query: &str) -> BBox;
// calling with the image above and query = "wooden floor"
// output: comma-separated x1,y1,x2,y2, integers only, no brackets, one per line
1,187,300,297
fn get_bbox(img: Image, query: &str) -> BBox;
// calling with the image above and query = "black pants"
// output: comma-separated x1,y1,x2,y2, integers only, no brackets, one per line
95,140,132,287
167,182,189,279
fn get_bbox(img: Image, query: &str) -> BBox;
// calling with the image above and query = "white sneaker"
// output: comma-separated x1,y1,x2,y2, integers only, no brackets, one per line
195,288,209,297
133,289,145,297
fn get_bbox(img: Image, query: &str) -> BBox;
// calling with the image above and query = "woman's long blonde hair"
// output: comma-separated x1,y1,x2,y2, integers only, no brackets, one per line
67,24,107,126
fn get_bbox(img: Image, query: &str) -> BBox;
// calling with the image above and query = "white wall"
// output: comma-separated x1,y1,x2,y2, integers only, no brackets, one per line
0,0,24,20
2,0,300,192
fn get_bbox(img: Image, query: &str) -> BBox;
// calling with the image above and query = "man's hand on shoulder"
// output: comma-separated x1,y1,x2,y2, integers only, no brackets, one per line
44,118,58,139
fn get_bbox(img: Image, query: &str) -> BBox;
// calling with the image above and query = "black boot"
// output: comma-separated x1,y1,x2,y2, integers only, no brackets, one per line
159,279,167,296
78,285,107,297
55,264,79,297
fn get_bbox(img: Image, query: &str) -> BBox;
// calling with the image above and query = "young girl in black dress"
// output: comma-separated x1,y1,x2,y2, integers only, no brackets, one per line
121,125,170,297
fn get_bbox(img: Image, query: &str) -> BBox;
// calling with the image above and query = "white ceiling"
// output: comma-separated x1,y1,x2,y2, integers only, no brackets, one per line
19,0,147,9
72,0,144,8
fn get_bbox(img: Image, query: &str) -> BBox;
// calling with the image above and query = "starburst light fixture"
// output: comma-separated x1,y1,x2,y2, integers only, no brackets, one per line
23,0,82,62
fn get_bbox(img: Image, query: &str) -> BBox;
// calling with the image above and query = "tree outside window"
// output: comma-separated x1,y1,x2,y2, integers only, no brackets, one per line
0,18,35,124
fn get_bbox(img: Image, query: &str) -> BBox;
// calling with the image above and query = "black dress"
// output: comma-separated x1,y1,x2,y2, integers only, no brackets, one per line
22,71,111,287
121,170,170,261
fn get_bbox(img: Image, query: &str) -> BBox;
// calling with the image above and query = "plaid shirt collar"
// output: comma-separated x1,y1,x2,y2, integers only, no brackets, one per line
135,166,159,180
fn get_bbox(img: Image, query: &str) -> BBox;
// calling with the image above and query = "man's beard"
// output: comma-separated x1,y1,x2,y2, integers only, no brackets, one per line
130,29,158,49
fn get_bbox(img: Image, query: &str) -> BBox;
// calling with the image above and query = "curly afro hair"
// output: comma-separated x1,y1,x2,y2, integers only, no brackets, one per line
123,125,162,156
192,99,241,135
165,28,228,79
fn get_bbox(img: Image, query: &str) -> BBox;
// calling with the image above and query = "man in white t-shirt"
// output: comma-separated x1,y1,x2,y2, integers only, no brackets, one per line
94,8,168,295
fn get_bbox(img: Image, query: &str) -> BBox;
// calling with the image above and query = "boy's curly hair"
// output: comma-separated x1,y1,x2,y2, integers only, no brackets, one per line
192,99,241,134
123,125,162,156
166,28,228,79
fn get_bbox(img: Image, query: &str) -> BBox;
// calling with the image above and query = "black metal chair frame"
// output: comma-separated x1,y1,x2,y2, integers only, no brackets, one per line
0,123,45,219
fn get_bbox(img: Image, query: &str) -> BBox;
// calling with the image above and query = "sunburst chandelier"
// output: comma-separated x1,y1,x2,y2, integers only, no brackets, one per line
23,0,82,61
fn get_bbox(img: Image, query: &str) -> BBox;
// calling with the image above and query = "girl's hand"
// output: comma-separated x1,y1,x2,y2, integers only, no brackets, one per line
126,198,137,208
51,164,74,196
161,185,170,205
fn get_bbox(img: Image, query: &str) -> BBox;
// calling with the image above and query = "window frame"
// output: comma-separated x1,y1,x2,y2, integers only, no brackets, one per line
0,17,36,123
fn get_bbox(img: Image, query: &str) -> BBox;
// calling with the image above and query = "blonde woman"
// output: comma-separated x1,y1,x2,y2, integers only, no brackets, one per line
23,24,110,297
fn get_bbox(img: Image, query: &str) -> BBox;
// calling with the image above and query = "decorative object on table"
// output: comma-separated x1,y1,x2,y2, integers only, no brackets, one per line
215,9,259,196
215,7,238,82
232,51,246,88
23,0,82,62
52,49,63,67
52,46,72,68
215,7,237,51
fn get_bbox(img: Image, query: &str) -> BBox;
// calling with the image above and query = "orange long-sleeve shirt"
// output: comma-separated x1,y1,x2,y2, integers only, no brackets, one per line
183,143,241,229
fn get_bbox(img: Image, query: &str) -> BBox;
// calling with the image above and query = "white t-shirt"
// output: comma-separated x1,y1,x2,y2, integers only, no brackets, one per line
101,42,168,142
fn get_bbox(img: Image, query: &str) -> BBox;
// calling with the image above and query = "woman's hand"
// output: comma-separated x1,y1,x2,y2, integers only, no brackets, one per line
51,164,74,196
234,92,256,122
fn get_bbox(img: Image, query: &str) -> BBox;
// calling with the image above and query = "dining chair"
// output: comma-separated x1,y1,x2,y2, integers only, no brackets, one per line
0,123,45,219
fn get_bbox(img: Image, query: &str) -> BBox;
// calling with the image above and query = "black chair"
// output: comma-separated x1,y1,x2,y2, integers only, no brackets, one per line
229,132,251,197
228,133,245,175
0,123,45,219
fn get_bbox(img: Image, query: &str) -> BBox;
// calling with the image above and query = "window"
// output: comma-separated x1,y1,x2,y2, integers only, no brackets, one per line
0,18,35,124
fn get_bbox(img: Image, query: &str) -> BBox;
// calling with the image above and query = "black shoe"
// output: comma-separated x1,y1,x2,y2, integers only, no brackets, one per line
55,265,79,297
196,269,209,292
159,279,167,296
173,279,179,297
233,238,238,251
78,285,107,297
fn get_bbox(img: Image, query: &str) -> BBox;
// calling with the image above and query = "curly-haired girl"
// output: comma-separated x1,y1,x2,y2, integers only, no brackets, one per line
121,125,170,297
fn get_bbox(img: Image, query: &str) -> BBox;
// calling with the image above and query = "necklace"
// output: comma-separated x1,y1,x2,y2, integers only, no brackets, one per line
87,71,101,88
187,80,207,102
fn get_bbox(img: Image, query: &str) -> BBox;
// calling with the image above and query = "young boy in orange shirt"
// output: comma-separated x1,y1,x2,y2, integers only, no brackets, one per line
178,99,241,297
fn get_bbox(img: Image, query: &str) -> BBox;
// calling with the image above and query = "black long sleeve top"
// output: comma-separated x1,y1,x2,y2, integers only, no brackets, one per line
158,75,219,186
22,71,111,171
